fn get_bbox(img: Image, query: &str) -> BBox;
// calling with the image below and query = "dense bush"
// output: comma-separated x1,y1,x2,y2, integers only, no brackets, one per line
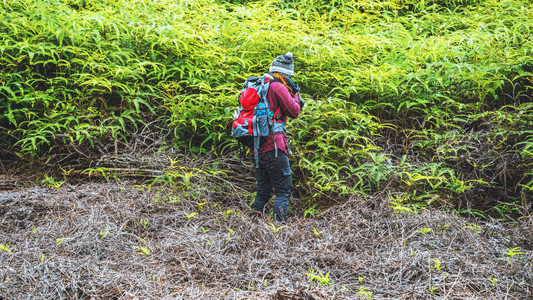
1,0,532,217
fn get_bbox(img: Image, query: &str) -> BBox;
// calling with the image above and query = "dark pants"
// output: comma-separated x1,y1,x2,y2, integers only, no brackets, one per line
252,151,293,222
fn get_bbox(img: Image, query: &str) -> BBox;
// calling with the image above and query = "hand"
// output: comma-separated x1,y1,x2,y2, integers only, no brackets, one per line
287,76,300,94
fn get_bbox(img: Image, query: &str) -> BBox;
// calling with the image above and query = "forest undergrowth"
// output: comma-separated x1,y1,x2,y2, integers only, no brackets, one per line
1,0,533,215
1,0,533,298
1,136,533,299
1,160,532,299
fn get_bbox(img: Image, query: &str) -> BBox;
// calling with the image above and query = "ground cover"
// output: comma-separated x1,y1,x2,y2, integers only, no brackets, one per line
1,155,532,299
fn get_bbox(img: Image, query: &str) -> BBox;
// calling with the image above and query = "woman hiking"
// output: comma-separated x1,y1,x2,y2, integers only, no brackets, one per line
251,52,304,223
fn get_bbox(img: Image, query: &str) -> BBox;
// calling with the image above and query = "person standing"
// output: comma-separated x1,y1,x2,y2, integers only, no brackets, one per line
251,52,304,222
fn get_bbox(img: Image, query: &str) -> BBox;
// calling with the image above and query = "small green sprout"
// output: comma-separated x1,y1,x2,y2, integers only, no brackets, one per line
41,176,64,189
60,166,74,176
438,223,450,231
304,206,317,218
418,227,433,235
165,196,180,203
340,285,350,292
357,286,373,299
429,286,438,293
267,223,287,233
504,247,526,267
305,269,331,286
133,245,151,255
227,228,234,240
390,202,414,214
430,258,443,270
185,212,198,220
389,195,416,215
219,209,237,219
56,238,67,247
463,223,482,235
99,229,110,238
0,244,13,255
201,226,210,233
197,200,208,212
83,167,113,181
140,219,148,229
312,227,322,238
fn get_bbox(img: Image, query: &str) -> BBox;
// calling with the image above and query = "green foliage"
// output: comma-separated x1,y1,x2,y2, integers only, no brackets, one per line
357,286,374,299
0,244,13,255
41,175,64,188
504,247,527,267
291,98,393,200
305,269,331,286
430,258,444,270
133,245,151,255
2,0,533,216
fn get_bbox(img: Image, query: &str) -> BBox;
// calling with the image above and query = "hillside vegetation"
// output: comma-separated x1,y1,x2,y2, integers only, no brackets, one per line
1,0,533,217
1,0,533,299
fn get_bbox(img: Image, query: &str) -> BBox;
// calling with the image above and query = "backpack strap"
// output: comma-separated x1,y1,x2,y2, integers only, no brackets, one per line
272,107,282,121
253,75,272,169
254,127,260,168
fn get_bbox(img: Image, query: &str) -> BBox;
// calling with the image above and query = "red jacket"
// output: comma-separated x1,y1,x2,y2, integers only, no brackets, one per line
257,75,301,155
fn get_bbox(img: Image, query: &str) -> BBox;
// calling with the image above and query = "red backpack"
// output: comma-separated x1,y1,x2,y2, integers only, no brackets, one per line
231,74,283,167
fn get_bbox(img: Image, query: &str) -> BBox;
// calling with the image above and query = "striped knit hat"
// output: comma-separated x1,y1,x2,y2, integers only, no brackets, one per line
269,52,294,76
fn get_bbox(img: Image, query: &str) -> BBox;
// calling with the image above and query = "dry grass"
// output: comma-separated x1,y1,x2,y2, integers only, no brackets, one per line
0,165,532,299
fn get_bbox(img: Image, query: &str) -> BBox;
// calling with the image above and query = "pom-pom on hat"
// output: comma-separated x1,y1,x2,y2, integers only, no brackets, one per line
269,52,294,76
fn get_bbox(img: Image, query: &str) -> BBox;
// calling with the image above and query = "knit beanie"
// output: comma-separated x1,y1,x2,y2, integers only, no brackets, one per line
269,52,294,76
